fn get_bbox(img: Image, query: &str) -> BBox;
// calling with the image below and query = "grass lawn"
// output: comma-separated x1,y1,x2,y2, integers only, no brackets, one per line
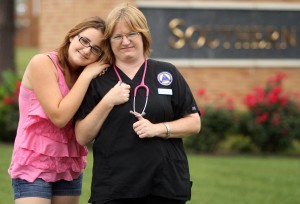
1,142,300,204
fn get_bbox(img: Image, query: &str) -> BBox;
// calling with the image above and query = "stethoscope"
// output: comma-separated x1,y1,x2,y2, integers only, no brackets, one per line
113,59,149,116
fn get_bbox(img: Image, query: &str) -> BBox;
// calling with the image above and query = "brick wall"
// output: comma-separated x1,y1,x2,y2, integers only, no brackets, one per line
180,67,300,110
39,0,135,52
39,0,300,109
15,0,39,47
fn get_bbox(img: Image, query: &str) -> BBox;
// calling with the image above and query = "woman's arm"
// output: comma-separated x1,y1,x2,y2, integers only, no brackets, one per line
23,54,109,128
132,112,201,139
75,82,131,145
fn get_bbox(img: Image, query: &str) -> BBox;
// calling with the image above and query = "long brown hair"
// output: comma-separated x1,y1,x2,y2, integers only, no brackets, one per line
56,16,106,70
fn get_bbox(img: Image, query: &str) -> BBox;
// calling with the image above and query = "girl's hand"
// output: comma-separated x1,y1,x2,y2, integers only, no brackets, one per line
82,61,110,79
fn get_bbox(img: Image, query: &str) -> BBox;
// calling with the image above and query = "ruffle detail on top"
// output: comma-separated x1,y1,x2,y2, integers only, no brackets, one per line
20,115,88,157
13,147,87,173
9,162,83,182
14,114,88,176
24,115,75,144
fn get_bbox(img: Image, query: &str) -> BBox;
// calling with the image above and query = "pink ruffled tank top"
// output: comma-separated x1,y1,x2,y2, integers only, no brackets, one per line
8,52,88,182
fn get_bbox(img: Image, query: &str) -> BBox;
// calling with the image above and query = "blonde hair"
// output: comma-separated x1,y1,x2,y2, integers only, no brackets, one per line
101,3,152,64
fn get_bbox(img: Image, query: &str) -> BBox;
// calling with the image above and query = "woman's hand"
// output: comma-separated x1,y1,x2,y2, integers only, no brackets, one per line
104,81,131,106
132,113,164,138
82,60,110,79
132,112,201,139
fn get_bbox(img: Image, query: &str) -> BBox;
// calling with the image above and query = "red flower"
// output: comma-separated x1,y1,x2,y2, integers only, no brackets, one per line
256,113,268,123
197,88,206,96
199,108,206,116
267,92,278,104
13,81,22,96
254,86,265,104
275,72,286,83
15,81,21,88
267,72,286,85
279,95,288,106
3,95,15,105
267,87,281,104
245,94,256,108
271,86,282,95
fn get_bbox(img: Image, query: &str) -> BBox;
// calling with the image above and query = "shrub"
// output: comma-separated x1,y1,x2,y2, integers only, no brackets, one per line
186,72,300,154
185,89,237,153
239,72,300,153
0,70,21,142
217,134,259,154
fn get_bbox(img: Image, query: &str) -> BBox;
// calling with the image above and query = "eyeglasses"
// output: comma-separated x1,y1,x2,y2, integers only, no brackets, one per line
110,32,140,42
77,34,102,56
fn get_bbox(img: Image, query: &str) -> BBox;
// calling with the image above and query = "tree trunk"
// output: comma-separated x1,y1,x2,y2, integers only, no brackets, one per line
0,0,15,82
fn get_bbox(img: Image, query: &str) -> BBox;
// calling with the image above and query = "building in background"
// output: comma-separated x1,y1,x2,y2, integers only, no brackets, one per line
15,0,300,109
15,0,39,47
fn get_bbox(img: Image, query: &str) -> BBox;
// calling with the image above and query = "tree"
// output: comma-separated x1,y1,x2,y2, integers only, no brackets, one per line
0,0,15,83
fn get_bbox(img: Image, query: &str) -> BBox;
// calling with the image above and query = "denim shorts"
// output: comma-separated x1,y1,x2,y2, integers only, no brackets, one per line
12,174,83,200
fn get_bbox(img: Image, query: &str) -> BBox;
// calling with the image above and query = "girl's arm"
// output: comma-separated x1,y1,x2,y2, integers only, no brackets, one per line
23,54,109,128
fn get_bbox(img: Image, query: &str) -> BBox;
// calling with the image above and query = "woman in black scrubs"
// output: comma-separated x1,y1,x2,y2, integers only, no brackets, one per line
74,3,201,204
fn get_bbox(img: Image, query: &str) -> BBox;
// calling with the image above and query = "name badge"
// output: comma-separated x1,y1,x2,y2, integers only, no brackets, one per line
158,88,173,95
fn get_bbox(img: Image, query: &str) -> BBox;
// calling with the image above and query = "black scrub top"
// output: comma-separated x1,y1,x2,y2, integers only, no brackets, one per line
75,59,200,203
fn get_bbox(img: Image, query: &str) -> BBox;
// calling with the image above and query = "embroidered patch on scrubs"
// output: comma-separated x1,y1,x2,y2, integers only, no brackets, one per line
157,71,173,86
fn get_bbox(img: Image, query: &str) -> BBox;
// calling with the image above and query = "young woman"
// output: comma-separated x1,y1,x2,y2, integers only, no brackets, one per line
8,16,114,204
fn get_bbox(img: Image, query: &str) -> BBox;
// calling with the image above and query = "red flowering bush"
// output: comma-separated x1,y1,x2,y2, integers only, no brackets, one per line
185,72,300,154
0,70,21,142
239,72,300,153
184,88,237,153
